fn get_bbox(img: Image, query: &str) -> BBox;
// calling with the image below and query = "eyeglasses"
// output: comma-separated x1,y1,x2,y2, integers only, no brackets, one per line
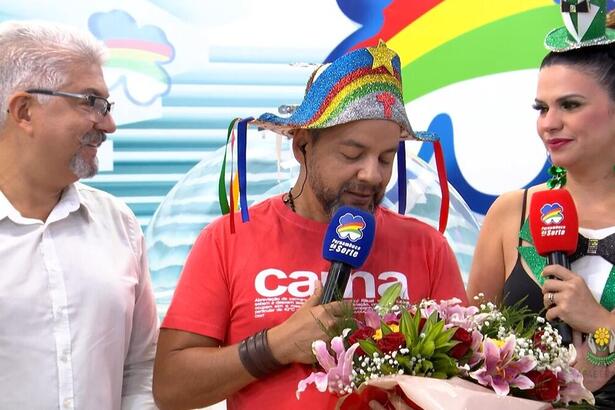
26,88,114,117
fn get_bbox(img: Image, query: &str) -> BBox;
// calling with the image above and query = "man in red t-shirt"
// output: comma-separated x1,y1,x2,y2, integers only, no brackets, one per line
153,42,467,410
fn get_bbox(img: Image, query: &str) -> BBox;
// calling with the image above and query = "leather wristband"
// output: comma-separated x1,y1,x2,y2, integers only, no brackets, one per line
238,329,285,379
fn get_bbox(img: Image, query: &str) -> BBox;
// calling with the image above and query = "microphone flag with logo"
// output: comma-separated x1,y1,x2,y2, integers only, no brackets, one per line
529,189,579,265
529,188,579,345
320,206,376,304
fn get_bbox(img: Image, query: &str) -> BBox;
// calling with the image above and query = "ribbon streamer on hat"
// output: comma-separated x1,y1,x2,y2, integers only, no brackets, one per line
219,41,452,233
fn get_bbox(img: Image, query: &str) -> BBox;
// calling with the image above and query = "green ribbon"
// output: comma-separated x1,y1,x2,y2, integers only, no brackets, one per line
218,118,241,215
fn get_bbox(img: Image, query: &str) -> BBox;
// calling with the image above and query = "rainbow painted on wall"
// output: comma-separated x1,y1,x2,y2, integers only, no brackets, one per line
330,1,565,214
104,39,173,83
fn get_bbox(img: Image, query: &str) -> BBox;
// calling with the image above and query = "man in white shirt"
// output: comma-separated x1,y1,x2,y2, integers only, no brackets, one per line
0,21,158,409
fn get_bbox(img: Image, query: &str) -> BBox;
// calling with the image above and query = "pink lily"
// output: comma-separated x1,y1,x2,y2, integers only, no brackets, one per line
364,307,397,329
296,331,359,399
364,308,381,329
468,330,484,367
470,335,536,396
556,366,594,405
435,298,480,331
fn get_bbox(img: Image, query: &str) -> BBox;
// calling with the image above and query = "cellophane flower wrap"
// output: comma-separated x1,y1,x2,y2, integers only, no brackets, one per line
296,285,595,409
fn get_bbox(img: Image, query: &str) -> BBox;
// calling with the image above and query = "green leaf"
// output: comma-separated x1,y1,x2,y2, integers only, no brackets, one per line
395,355,411,369
427,310,439,325
377,283,402,314
435,341,457,352
431,371,448,379
358,339,380,357
433,355,455,369
400,309,414,346
434,327,456,348
420,340,435,357
410,311,421,344
381,322,393,336
424,319,445,343
421,360,434,373
411,343,421,357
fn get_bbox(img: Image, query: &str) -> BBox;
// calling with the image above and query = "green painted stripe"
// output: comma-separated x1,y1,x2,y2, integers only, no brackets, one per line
402,6,561,101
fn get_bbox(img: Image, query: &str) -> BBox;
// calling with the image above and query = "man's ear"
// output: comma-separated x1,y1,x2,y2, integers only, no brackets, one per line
6,92,35,132
292,129,310,164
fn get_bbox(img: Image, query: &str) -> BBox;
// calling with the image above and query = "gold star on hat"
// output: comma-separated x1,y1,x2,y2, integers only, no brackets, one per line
368,40,396,75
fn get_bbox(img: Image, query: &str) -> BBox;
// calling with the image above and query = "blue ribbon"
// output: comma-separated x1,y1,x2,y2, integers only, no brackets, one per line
237,117,253,222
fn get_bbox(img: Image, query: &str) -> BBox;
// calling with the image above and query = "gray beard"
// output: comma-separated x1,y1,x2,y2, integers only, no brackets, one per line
69,150,98,179
70,131,106,179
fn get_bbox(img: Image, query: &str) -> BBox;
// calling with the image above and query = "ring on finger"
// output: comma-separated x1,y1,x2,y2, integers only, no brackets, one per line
547,292,555,306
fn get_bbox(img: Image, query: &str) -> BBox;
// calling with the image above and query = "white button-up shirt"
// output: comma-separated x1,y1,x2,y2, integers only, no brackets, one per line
0,183,158,409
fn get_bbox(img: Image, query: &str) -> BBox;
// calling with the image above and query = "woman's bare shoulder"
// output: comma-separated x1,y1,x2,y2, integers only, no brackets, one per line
486,184,548,220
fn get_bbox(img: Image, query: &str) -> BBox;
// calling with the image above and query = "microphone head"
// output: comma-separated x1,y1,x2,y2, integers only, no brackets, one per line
322,206,376,268
529,189,579,256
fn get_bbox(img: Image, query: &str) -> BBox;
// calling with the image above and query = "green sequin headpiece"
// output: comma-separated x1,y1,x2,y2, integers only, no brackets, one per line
545,0,615,52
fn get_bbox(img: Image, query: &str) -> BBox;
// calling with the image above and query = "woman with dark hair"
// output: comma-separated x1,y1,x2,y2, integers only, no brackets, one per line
467,2,615,407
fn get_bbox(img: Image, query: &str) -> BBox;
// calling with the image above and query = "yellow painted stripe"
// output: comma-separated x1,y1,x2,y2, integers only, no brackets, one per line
388,0,554,65
108,48,168,62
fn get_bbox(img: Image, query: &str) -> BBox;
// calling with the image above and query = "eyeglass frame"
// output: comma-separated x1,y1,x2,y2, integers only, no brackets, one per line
25,88,114,117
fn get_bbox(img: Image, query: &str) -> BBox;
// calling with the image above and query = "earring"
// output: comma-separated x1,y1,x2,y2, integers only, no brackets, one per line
546,165,567,189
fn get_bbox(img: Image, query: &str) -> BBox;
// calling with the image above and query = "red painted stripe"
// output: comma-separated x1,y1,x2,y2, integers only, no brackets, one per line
352,0,444,49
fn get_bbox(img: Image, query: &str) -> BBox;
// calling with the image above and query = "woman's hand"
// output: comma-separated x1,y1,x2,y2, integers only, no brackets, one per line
541,265,612,333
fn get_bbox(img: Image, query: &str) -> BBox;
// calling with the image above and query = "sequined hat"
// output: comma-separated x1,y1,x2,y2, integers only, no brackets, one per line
545,0,615,51
252,41,425,140
219,41,450,235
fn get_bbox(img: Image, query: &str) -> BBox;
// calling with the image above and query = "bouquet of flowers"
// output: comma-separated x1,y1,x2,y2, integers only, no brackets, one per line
296,284,595,409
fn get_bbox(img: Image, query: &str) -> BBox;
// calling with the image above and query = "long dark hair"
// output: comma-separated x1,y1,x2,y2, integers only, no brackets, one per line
541,44,615,101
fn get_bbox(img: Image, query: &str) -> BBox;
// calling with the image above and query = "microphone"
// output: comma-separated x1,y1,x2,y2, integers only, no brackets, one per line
529,189,579,346
320,206,376,304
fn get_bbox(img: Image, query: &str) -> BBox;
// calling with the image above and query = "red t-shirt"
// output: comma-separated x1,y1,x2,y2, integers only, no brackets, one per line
162,195,467,409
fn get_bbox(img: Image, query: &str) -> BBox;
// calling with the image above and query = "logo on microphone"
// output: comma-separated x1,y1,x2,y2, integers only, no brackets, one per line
336,213,366,242
540,203,564,225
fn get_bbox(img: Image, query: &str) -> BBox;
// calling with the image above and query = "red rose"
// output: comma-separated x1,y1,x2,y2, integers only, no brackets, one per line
348,327,376,345
348,327,376,357
526,370,559,402
376,332,407,353
449,327,472,359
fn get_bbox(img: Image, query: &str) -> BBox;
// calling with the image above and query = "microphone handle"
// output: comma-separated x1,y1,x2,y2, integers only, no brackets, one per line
546,251,573,346
547,251,570,269
320,262,352,304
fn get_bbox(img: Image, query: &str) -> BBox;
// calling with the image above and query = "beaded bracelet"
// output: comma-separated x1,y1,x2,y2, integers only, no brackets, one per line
238,329,285,378
586,327,615,367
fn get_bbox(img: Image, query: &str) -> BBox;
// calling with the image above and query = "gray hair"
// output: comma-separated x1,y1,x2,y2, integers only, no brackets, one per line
0,20,106,127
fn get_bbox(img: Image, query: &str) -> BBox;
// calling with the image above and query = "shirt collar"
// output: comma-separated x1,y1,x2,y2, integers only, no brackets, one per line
0,183,93,225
